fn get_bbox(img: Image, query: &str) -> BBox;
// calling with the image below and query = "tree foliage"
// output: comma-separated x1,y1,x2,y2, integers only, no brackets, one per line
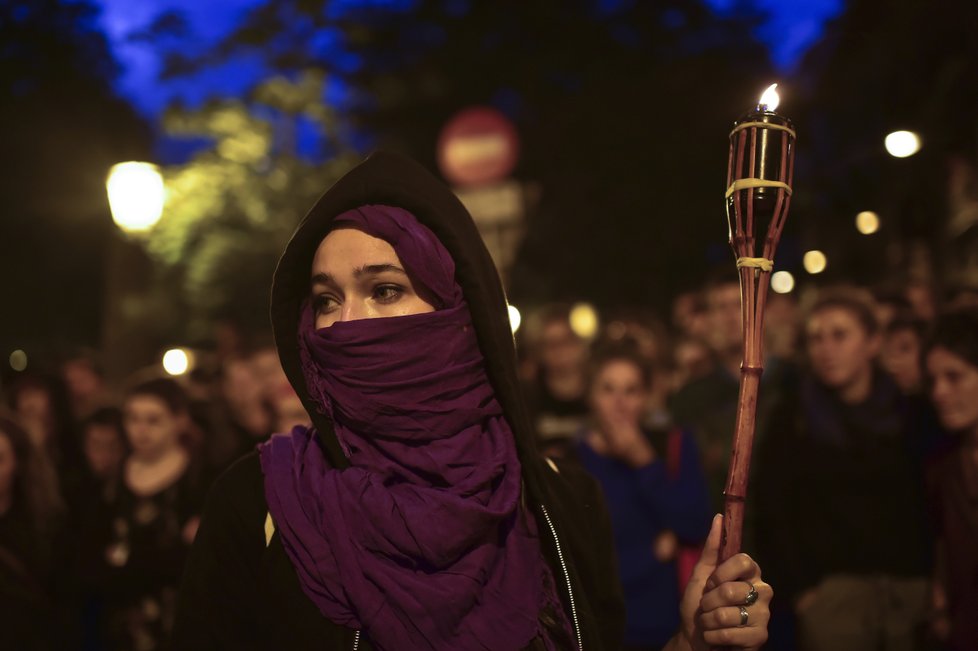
174,0,775,312
148,71,358,339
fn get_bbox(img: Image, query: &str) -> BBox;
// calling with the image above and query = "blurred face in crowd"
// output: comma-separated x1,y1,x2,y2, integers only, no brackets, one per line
705,282,743,356
223,358,265,410
806,306,879,394
673,338,714,389
539,319,586,375
124,395,184,461
0,432,15,504
311,228,435,329
881,327,922,394
926,347,978,435
63,359,102,404
590,359,647,435
15,386,51,426
84,423,125,479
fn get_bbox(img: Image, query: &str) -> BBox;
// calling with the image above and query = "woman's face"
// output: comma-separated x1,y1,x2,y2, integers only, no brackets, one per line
84,424,125,479
311,228,435,329
926,346,978,434
806,306,879,390
124,395,183,461
589,359,647,432
881,327,922,393
0,432,15,500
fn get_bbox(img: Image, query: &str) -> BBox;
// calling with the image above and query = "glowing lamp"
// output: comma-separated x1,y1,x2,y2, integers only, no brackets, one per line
106,162,165,233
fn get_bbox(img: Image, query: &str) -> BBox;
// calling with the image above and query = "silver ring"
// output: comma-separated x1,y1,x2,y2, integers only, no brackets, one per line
739,605,749,627
744,581,758,606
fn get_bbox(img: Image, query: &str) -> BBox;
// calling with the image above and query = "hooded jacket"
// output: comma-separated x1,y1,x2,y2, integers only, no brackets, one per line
172,151,625,650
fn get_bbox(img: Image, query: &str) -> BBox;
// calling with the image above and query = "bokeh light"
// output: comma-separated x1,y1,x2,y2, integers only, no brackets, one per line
884,130,921,158
569,302,599,339
855,211,880,235
162,348,191,376
106,162,165,232
770,271,795,294
9,349,27,372
507,304,521,334
803,250,828,274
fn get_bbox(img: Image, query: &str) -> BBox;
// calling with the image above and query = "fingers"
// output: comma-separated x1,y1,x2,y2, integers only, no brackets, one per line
705,552,761,591
697,596,771,650
701,623,769,649
699,604,770,630
700,579,773,612
689,514,723,583
697,568,772,650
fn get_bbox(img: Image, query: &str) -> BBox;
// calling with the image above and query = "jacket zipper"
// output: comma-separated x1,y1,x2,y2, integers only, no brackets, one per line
348,508,582,651
540,504,583,651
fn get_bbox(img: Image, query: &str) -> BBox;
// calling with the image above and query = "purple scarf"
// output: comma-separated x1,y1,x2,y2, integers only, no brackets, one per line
259,206,551,651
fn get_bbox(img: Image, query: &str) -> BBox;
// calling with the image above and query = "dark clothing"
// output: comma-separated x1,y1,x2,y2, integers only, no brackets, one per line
753,370,932,601
76,463,208,651
525,374,590,444
926,441,978,650
173,151,626,650
670,357,797,523
174,451,621,650
0,506,59,651
577,429,711,648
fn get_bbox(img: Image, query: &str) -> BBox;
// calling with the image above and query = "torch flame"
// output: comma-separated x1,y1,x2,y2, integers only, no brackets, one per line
758,83,780,111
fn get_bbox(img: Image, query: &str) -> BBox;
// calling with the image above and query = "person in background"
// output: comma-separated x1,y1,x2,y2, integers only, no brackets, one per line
220,354,274,462
0,414,66,651
577,344,712,651
881,313,929,396
62,350,110,424
754,286,932,651
670,272,747,513
6,373,79,485
671,336,717,395
523,303,591,456
77,378,208,651
601,311,673,430
671,290,709,341
923,308,978,650
78,407,127,506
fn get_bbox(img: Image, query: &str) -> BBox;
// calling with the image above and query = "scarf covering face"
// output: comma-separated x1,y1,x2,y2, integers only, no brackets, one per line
259,205,550,651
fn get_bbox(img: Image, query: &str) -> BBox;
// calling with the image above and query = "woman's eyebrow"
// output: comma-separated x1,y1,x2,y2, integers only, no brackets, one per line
354,263,407,277
310,264,407,286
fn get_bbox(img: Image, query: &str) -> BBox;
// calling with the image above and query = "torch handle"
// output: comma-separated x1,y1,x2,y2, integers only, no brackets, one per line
718,364,762,563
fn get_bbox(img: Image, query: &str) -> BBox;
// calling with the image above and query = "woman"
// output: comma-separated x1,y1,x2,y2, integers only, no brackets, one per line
753,288,932,651
577,344,713,650
173,151,772,650
78,379,208,650
923,308,978,650
0,415,65,651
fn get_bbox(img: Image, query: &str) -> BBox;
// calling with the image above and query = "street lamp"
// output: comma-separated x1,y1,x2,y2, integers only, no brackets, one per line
105,162,165,232
884,131,922,158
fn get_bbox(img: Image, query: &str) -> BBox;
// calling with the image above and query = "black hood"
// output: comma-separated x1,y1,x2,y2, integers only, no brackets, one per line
270,151,549,494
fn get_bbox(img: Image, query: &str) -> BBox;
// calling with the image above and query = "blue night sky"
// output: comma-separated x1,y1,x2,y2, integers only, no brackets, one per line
94,0,846,117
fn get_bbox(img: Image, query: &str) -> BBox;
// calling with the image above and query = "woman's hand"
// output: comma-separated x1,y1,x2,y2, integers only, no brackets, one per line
676,514,772,650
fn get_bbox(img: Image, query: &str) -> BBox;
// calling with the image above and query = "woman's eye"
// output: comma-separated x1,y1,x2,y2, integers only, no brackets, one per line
313,295,340,314
373,285,403,304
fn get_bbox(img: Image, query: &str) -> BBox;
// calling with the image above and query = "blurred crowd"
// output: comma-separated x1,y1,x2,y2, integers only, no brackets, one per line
2,274,978,650
0,343,309,650
516,275,978,651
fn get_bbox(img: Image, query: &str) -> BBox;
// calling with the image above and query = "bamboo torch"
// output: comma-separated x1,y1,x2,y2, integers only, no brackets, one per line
719,84,796,562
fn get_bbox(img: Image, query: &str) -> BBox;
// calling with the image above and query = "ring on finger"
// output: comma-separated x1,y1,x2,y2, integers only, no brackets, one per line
743,581,758,606
738,605,749,627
